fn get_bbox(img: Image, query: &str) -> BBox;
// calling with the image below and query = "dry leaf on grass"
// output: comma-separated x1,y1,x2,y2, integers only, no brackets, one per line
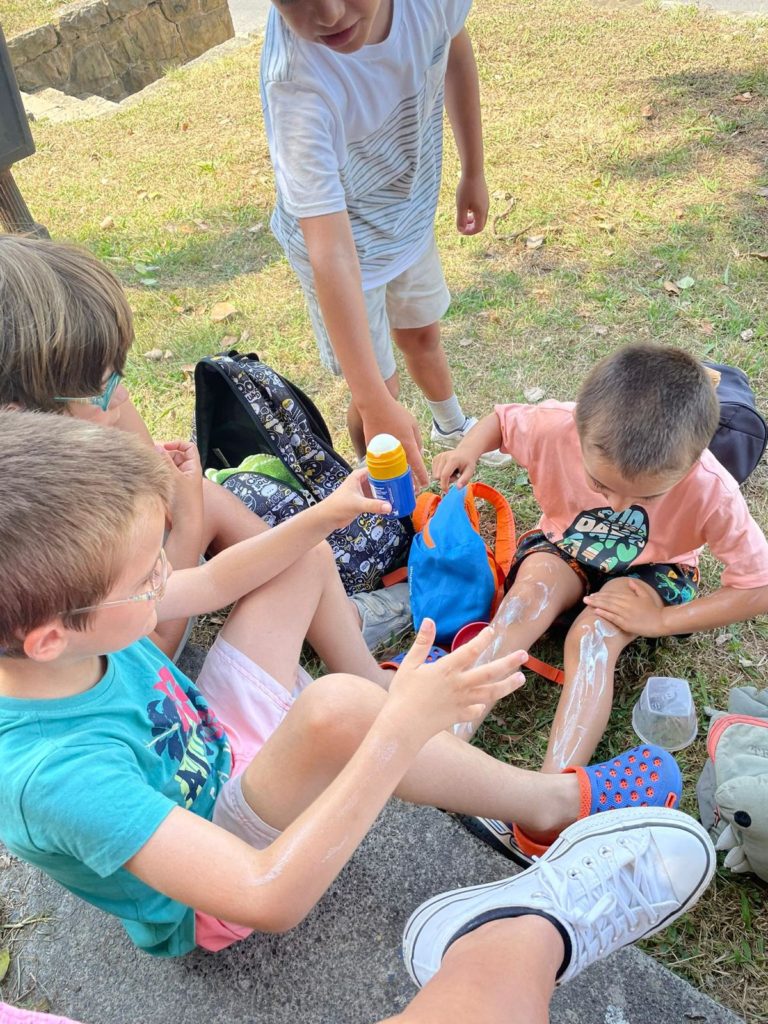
99,215,115,230
144,348,164,361
526,235,545,249
745,251,768,261
211,302,237,323
740,329,755,342
524,387,546,403
757,188,768,200
733,92,753,103
663,281,680,297
641,104,655,118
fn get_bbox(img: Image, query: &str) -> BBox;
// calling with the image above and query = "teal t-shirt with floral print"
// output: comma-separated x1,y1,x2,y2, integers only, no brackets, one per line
0,637,232,957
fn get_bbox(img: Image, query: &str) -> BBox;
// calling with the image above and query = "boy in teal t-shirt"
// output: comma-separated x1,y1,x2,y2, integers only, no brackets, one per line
0,410,714,1021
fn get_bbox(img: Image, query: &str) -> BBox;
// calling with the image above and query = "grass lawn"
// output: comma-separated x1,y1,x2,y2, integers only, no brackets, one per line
0,0,66,38
9,0,768,1019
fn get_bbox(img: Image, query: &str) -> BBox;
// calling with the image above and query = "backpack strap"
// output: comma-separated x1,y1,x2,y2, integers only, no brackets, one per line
526,655,565,686
412,491,441,534
469,482,516,575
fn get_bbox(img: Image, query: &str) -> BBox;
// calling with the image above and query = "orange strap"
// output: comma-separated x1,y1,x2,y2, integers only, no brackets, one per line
412,491,440,534
526,655,565,686
468,482,516,576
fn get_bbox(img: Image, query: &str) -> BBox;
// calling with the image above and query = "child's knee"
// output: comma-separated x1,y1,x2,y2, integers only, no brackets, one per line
393,323,440,355
565,606,633,652
293,673,382,745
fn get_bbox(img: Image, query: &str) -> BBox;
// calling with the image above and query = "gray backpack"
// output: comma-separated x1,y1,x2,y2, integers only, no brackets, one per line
696,686,768,882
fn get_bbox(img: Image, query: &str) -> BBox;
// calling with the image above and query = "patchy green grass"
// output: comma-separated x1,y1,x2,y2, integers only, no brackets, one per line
11,0,768,1019
1,0,66,38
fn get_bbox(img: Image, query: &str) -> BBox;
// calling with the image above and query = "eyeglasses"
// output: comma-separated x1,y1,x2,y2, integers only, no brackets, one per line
53,371,123,413
66,549,168,616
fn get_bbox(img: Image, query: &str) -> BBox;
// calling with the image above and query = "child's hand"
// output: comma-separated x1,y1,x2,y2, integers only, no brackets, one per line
155,440,204,514
363,398,428,489
388,619,527,738
583,580,667,637
456,173,489,236
322,468,393,529
432,449,478,491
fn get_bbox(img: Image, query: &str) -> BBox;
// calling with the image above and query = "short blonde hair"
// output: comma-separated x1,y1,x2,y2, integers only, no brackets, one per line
0,410,172,656
0,235,134,411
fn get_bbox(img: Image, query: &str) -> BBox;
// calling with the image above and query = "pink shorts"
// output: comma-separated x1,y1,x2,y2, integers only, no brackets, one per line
0,1006,81,1024
192,635,313,952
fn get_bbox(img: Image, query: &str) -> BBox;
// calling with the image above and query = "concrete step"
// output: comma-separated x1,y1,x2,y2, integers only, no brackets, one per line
21,87,119,124
0,799,744,1024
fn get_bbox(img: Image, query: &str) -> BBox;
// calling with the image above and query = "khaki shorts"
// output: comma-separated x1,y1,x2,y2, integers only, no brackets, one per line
303,235,451,380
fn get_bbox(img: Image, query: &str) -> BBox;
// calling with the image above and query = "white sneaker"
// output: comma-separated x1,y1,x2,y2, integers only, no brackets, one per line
350,581,412,650
430,417,512,468
403,807,715,989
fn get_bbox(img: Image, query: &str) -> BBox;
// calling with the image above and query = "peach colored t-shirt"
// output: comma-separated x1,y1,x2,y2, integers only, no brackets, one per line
495,401,768,588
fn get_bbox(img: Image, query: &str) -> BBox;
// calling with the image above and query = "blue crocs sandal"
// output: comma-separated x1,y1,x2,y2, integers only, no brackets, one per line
568,743,682,816
459,744,682,866
379,646,448,671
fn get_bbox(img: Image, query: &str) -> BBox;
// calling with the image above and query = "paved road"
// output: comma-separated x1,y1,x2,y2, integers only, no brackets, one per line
228,0,272,36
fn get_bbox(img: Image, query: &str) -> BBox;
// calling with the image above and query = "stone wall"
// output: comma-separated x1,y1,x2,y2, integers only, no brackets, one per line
8,0,234,102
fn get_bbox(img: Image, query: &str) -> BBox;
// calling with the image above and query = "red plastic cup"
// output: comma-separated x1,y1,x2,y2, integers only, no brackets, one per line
451,620,491,652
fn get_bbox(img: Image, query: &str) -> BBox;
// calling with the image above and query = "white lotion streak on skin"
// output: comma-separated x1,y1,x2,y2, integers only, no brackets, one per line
257,736,401,876
452,581,553,738
550,618,617,771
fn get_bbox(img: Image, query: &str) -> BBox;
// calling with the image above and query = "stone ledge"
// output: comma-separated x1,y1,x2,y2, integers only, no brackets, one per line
8,0,234,101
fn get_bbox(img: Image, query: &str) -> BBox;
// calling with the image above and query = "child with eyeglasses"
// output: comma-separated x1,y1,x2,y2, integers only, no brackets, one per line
0,234,412,655
0,409,713,1017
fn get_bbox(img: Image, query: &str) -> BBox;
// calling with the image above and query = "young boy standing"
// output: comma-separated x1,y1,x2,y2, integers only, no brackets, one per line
260,0,510,486
434,345,768,862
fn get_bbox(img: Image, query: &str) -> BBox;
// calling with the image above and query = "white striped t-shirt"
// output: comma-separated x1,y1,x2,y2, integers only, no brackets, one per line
260,0,472,290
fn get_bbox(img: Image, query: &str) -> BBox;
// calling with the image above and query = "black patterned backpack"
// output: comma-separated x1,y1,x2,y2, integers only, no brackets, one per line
194,351,411,595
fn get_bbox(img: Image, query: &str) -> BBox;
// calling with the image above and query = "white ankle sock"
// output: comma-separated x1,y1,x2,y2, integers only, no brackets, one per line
428,395,466,433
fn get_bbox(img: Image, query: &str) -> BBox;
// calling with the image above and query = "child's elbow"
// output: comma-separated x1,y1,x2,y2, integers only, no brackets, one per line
244,892,312,935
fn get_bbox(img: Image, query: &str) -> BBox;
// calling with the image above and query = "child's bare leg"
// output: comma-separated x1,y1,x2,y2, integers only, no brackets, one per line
240,673,580,840
456,554,583,739
542,578,653,774
392,323,452,402
347,371,400,459
220,540,389,691
480,554,584,662
380,916,561,1024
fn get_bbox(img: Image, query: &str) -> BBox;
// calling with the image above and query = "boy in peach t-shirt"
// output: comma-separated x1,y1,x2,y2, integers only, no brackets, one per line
434,344,768,863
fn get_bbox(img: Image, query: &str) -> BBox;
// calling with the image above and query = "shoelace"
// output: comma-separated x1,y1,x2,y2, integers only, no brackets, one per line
530,834,668,959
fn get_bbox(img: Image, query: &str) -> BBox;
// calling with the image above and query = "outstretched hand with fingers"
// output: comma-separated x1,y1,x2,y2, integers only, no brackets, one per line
388,619,527,740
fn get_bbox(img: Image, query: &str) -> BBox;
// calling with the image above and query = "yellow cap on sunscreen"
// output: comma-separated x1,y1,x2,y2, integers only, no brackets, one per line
365,433,408,480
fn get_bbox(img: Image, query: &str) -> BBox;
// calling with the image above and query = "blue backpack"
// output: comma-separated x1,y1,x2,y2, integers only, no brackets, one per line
407,484,514,648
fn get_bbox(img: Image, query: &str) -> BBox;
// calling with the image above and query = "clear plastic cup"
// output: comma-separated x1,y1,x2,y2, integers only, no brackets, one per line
631,676,698,752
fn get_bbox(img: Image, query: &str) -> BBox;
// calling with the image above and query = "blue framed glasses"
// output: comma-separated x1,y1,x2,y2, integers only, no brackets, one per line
54,370,123,412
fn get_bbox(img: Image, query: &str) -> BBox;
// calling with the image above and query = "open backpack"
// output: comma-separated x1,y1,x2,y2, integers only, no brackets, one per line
194,351,411,596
